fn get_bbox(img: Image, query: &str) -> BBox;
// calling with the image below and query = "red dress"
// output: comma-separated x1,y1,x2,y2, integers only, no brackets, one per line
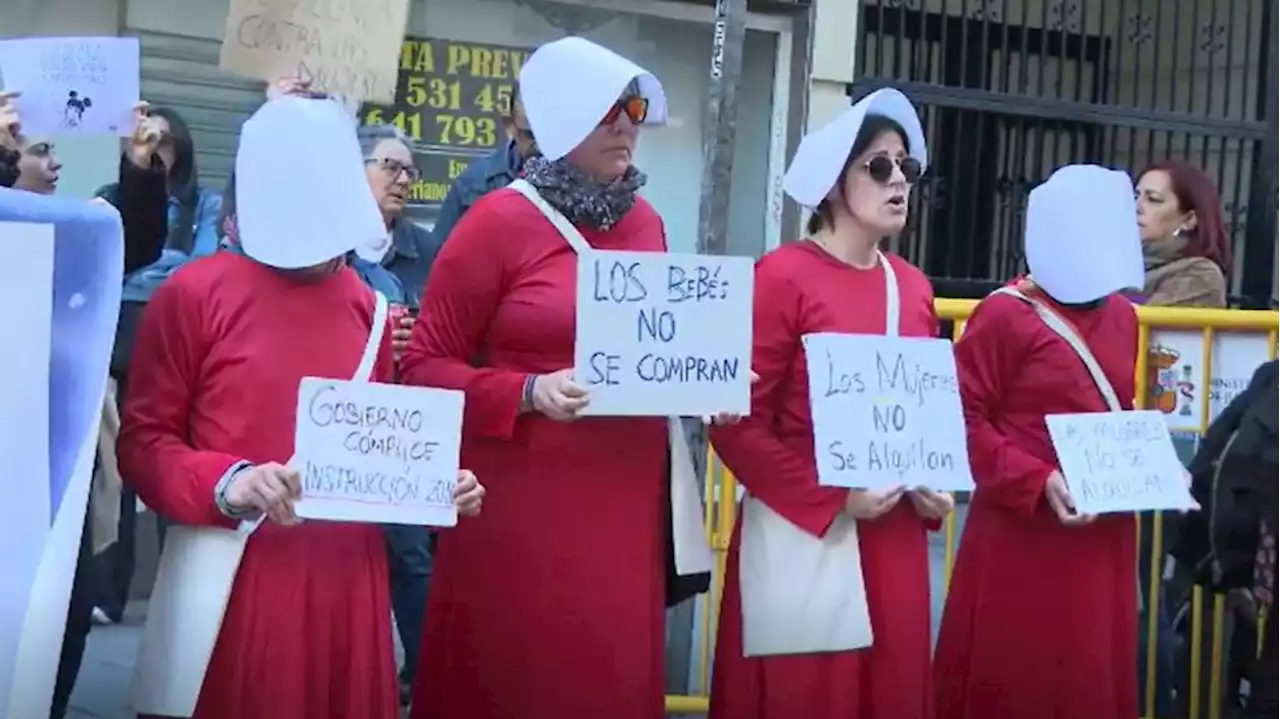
707,241,940,719
932,287,1139,719
117,252,399,719
401,189,669,719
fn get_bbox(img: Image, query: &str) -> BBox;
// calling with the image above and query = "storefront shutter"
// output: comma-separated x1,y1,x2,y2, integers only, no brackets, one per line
132,30,264,194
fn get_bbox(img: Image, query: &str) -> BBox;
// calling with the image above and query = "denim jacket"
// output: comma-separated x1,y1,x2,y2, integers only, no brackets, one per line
107,187,223,303
429,140,523,251
378,218,444,307
350,254,407,305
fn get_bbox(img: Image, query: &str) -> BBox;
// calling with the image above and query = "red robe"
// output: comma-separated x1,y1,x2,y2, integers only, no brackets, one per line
707,241,940,719
117,251,399,719
401,189,670,719
932,287,1139,719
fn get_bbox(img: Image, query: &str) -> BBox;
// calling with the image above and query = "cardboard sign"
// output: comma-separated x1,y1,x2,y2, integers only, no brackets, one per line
219,0,410,103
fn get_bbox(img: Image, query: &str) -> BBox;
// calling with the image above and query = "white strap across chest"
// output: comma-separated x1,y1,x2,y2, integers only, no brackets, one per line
509,179,592,253
991,287,1122,411
879,250,901,336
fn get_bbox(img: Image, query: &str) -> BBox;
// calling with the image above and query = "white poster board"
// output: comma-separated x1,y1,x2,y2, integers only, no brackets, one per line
0,37,139,136
293,378,463,526
802,333,975,492
1045,409,1197,514
574,250,753,417
0,192,123,719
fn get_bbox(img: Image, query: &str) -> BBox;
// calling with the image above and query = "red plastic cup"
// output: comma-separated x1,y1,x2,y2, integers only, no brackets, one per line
388,303,410,327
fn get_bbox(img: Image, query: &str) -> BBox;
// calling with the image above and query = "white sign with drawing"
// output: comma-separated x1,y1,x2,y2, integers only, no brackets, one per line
1046,409,1197,515
803,333,975,492
574,250,753,417
0,37,139,136
293,378,463,526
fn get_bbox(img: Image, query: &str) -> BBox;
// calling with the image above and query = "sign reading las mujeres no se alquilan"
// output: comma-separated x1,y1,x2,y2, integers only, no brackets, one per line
803,333,975,492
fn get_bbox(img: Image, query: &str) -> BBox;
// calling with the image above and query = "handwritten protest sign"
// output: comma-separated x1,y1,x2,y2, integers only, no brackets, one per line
0,37,139,136
802,334,974,491
219,0,410,104
574,251,753,417
1046,409,1196,514
293,378,463,526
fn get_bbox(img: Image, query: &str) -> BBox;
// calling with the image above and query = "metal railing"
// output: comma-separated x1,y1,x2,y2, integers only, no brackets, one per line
664,300,1279,718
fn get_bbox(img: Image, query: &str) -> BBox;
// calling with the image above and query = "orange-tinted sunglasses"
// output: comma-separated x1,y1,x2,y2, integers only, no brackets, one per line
600,96,649,126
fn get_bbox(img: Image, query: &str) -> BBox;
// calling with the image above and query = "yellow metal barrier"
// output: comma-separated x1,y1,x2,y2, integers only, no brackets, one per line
664,300,1279,717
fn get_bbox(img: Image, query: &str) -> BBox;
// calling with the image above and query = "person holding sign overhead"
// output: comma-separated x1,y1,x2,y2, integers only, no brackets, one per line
932,165,1148,719
705,88,952,719
400,36,721,719
117,95,484,719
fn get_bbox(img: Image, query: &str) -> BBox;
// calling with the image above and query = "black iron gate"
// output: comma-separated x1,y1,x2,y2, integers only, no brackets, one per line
854,0,1278,306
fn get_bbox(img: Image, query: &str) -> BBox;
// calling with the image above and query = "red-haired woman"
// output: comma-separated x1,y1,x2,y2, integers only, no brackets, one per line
1132,160,1232,717
1134,161,1231,308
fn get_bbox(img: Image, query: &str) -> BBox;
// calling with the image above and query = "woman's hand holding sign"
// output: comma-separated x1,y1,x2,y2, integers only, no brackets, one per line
453,470,485,517
705,370,761,426
267,76,314,101
126,102,164,169
909,488,955,520
226,462,303,526
1044,469,1096,526
530,369,590,421
845,485,907,520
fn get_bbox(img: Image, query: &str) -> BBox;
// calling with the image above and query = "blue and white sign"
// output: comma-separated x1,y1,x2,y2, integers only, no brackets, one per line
0,190,122,719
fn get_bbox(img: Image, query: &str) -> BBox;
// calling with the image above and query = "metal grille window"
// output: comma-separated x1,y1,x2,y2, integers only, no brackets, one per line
853,0,1277,307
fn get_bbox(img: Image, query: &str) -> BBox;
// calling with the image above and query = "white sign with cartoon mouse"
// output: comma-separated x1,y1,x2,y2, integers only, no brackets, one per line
0,37,140,137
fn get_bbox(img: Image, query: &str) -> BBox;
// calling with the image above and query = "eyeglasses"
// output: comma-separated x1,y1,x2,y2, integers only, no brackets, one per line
863,155,923,184
367,157,420,182
599,96,649,126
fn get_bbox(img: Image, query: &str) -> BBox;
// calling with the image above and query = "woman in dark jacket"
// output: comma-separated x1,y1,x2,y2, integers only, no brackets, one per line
1175,360,1278,718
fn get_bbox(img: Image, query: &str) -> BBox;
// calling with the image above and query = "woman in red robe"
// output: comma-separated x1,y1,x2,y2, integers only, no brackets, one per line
932,165,1147,719
706,88,953,719
119,91,483,719
401,37,712,719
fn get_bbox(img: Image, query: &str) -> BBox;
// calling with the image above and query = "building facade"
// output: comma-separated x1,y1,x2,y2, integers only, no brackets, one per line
851,0,1278,306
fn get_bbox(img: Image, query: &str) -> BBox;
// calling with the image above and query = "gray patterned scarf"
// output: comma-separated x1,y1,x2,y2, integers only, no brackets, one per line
521,155,647,231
